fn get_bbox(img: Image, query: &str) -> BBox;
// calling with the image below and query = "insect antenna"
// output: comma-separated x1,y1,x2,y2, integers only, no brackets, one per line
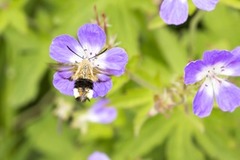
89,48,108,60
67,45,84,59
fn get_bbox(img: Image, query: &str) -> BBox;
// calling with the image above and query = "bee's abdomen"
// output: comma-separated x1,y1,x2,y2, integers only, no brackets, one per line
74,78,93,89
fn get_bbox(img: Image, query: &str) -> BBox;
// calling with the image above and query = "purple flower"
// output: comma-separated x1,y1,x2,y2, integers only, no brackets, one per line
50,24,128,101
159,0,219,25
184,49,240,117
87,99,117,124
88,151,110,160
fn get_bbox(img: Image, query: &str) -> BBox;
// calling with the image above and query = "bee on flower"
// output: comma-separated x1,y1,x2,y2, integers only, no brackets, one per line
49,23,128,102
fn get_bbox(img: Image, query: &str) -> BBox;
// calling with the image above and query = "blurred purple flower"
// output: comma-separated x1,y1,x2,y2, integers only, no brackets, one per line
159,0,219,25
184,48,240,117
87,99,117,124
88,151,110,160
49,23,128,100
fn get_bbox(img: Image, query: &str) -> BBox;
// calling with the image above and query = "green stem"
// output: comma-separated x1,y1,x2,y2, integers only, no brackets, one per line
189,10,205,57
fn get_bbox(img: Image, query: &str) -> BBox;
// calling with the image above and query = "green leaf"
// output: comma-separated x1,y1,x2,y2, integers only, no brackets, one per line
203,4,240,48
148,15,166,30
5,30,50,109
221,0,240,10
0,10,9,34
154,28,188,74
112,115,176,160
133,101,153,136
109,88,153,109
26,109,77,159
106,2,140,58
166,112,204,160
8,9,28,34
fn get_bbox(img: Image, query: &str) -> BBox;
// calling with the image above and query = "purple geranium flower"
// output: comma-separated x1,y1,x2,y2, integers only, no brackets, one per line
86,99,117,124
88,151,110,160
184,49,240,117
50,23,128,101
159,0,219,25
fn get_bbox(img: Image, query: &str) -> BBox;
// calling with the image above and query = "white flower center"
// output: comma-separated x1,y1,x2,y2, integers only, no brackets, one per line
206,64,225,82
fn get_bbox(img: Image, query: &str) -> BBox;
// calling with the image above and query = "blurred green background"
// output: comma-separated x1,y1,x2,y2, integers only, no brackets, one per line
1,0,240,159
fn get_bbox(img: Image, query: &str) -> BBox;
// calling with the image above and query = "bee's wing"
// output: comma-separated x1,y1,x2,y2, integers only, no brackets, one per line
49,63,75,72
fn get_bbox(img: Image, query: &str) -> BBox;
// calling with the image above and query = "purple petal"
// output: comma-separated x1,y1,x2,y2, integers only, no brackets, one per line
224,57,240,76
50,35,84,63
202,50,233,65
78,23,106,56
95,47,128,76
231,46,240,56
193,79,214,118
93,75,112,98
53,72,74,96
202,50,240,76
192,0,219,11
88,99,117,124
213,79,240,112
220,47,240,76
88,151,110,160
184,60,206,85
159,0,188,25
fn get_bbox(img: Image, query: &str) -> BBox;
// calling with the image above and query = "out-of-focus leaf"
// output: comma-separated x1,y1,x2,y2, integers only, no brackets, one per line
154,28,188,74
106,2,140,59
221,0,240,10
194,110,240,160
166,111,204,160
148,15,165,30
188,1,197,15
203,4,240,48
132,55,171,88
26,109,77,160
112,114,176,160
109,88,153,109
133,101,153,136
82,123,114,141
127,0,157,15
8,9,28,34
35,8,53,33
0,10,8,34
108,75,129,95
5,29,49,108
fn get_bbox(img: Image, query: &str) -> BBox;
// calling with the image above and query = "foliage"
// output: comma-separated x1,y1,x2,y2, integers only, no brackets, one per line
1,0,240,160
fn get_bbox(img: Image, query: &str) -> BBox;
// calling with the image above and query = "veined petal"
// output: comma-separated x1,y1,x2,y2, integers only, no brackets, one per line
95,47,128,76
231,46,240,56
220,47,240,76
53,72,74,96
224,57,240,76
159,0,188,25
192,0,219,11
50,35,84,63
78,24,106,57
88,151,110,160
213,79,240,112
193,79,214,117
203,50,233,66
93,75,112,98
184,60,206,85
87,99,117,124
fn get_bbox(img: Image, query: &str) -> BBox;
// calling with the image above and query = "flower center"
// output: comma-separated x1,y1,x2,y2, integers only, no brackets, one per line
206,65,225,83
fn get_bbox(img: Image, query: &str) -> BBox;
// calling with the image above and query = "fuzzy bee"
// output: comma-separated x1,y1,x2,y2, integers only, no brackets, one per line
51,47,107,102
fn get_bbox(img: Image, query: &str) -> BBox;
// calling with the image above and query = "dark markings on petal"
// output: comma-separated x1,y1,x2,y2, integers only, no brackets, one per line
67,45,84,59
89,47,108,60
